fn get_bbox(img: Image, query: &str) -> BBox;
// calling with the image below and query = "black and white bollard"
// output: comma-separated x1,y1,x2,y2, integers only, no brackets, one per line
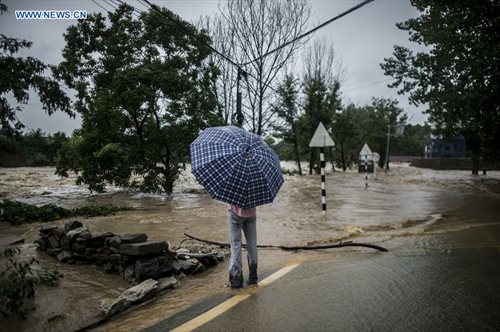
309,122,335,215
364,158,368,189
320,147,326,213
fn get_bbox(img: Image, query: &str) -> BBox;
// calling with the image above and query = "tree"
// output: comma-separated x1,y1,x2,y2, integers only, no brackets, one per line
0,4,72,137
55,4,222,193
298,40,343,174
273,74,302,174
330,98,406,171
219,0,311,134
381,0,500,174
331,105,356,171
198,15,237,125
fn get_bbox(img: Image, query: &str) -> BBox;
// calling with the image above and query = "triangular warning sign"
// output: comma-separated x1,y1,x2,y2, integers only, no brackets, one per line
359,143,373,158
309,122,335,147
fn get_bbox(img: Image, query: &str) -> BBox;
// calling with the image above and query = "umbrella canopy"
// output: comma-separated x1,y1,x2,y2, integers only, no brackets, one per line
190,126,284,209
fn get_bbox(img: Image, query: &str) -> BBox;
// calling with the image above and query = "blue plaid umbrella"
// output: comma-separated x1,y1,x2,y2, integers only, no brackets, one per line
190,126,284,209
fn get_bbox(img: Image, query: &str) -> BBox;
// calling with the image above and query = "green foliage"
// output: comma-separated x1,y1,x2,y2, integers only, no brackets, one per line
381,0,500,173
0,247,62,319
0,129,69,167
0,199,132,225
0,5,72,137
297,78,341,174
54,4,222,194
273,74,303,174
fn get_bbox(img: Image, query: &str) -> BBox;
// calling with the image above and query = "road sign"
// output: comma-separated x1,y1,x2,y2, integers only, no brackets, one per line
359,143,373,160
372,152,380,162
309,122,335,147
394,123,405,137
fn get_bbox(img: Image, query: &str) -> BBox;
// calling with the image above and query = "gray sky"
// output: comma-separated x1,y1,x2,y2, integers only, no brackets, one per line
1,0,427,134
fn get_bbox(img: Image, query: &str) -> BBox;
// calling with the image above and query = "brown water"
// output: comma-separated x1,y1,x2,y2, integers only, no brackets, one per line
1,164,499,331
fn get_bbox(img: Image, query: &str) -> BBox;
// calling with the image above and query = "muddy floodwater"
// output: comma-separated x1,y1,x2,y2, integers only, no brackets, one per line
1,163,499,331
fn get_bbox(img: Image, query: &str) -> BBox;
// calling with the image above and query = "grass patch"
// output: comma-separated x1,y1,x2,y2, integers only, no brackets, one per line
0,199,133,225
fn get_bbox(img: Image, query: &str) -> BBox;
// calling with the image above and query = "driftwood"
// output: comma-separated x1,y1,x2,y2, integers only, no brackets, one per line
183,233,388,252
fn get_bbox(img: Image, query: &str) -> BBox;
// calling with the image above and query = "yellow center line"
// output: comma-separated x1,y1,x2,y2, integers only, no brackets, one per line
171,263,300,332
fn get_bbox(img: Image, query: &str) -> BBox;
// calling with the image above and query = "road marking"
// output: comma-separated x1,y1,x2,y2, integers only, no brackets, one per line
171,263,300,332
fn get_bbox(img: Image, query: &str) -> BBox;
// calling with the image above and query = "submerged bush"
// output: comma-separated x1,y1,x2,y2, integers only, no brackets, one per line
0,247,63,319
0,199,133,225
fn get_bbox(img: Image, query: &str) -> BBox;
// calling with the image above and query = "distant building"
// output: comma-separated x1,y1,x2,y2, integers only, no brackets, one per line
428,135,466,158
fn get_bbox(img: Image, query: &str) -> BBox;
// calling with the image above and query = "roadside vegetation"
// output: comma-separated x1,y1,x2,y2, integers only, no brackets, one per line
0,199,133,225
0,246,63,319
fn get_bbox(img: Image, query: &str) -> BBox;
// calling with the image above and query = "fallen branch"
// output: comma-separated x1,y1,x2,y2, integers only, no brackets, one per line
183,233,388,252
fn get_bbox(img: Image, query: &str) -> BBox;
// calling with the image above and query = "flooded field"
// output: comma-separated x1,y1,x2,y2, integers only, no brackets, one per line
1,163,499,331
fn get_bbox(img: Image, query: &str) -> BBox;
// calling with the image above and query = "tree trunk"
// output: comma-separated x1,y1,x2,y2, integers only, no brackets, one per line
309,149,314,175
471,155,480,175
291,123,302,175
340,144,346,171
329,146,335,172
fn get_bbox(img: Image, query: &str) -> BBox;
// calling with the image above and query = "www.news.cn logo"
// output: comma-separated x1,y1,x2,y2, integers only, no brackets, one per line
15,10,87,20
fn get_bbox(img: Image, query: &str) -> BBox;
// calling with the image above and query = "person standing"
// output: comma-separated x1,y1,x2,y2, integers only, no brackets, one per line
227,204,258,289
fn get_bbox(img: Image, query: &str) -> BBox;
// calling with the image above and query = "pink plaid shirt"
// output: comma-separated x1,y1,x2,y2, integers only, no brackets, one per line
228,204,256,218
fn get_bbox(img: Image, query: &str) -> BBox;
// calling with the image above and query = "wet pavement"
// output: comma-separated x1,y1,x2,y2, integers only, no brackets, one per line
149,224,500,332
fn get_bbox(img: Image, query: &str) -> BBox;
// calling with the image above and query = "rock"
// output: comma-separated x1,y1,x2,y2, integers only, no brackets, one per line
176,248,191,255
100,279,159,317
158,256,175,277
102,232,115,238
109,246,120,254
52,227,66,241
40,225,58,234
66,227,88,242
103,262,117,273
216,252,225,262
34,238,47,250
157,276,181,292
121,233,148,244
171,259,200,275
47,235,60,248
91,253,121,263
64,220,83,233
57,250,76,263
106,236,122,248
60,237,70,250
75,230,92,242
191,263,207,275
72,242,86,253
120,240,167,257
46,247,63,257
179,253,218,267
121,265,135,282
9,238,25,246
86,234,106,248
135,257,160,281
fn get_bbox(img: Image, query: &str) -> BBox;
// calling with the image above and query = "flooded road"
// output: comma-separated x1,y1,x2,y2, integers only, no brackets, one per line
0,164,499,331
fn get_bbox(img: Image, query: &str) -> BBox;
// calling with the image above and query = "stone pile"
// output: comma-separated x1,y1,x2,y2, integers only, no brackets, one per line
35,220,225,283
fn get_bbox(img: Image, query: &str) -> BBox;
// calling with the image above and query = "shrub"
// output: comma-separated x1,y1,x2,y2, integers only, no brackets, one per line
0,199,133,225
0,247,63,319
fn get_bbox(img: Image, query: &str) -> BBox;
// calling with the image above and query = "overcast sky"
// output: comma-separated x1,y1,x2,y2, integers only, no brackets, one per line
1,0,427,134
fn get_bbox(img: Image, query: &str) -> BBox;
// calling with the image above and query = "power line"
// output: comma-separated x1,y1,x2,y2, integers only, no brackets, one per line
113,0,143,17
138,0,242,69
91,0,113,14
342,78,393,93
241,0,375,66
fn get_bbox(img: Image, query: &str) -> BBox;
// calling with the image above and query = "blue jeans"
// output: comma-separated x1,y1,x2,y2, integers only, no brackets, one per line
228,212,258,288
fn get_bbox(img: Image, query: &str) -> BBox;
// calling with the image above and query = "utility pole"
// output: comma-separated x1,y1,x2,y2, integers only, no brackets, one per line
235,68,247,128
385,123,405,172
385,124,391,172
